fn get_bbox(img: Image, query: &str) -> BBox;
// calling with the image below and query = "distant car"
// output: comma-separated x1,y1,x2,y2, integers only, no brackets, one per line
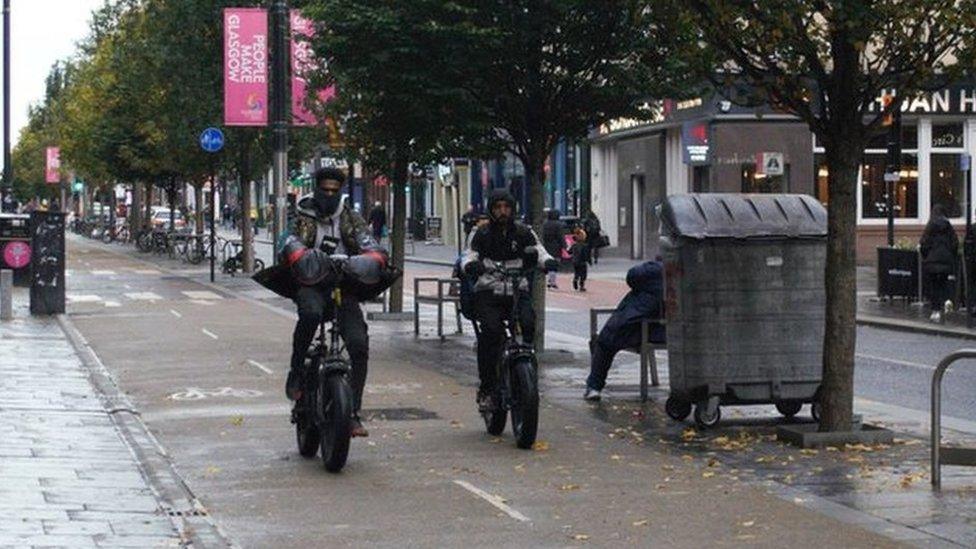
151,209,186,230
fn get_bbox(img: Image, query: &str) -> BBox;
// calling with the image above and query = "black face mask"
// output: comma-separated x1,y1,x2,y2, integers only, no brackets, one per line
314,188,341,217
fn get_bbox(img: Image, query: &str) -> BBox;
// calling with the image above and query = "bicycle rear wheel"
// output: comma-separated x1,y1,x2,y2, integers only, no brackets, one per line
136,232,153,252
319,374,353,472
510,358,539,449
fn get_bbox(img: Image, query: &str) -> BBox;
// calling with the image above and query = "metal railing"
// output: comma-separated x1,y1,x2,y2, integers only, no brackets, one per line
931,349,976,489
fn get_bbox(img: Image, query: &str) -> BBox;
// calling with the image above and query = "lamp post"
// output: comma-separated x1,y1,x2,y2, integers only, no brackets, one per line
270,0,289,263
2,0,11,203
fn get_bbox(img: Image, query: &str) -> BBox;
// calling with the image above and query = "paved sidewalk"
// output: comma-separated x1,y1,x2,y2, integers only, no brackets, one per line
0,289,185,548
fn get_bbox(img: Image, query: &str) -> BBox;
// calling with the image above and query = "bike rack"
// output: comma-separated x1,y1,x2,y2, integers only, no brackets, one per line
931,349,976,489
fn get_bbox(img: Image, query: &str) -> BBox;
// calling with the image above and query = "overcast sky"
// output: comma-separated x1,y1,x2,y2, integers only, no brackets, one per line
1,0,104,149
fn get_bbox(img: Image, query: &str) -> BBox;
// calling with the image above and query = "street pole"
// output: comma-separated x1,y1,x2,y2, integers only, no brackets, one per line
271,0,289,264
2,0,11,203
884,105,901,247
454,173,462,255
210,157,217,283
964,155,974,325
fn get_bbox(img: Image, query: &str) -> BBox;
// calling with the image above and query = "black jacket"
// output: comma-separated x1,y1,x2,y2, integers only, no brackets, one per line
597,261,666,350
920,216,959,274
461,222,550,294
542,219,565,258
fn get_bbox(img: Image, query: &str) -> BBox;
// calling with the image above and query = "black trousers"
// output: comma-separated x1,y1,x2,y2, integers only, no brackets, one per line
292,285,369,413
924,271,952,310
473,292,535,394
573,263,588,287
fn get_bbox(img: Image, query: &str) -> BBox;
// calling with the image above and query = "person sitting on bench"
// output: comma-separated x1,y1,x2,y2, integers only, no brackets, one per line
584,260,666,401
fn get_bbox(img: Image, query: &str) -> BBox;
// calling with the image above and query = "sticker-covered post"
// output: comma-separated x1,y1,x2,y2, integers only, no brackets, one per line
200,128,225,282
29,211,65,315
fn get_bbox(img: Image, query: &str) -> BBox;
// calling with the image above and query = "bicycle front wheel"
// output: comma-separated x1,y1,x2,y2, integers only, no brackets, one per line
510,358,539,449
319,374,353,472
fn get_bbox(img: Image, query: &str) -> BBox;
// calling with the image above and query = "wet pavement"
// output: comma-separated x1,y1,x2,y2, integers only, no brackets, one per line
0,290,187,548
47,235,942,547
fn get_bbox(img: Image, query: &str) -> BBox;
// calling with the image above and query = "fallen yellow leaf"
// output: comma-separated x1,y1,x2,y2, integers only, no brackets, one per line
610,454,622,461
572,534,590,541
532,441,550,452
229,415,244,426
633,520,649,527
702,471,716,478
559,484,581,491
741,520,755,527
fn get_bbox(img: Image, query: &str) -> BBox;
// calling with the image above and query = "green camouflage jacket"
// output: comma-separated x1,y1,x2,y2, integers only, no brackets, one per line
290,194,376,255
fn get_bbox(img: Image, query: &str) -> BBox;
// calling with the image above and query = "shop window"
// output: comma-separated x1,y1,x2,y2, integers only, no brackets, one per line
692,166,710,193
931,153,965,217
932,123,964,149
814,153,828,206
865,124,918,150
860,153,918,218
741,163,789,193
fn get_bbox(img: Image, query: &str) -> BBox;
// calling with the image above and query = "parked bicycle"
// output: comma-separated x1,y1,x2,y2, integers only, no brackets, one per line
221,239,265,275
293,283,356,473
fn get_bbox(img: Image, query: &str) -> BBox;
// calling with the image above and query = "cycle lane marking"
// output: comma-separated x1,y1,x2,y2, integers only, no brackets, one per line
452,480,531,523
170,309,183,318
855,353,931,371
201,328,219,340
246,359,273,375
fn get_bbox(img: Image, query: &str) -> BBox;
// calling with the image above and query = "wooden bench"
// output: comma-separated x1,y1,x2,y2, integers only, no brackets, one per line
589,308,664,402
413,277,464,340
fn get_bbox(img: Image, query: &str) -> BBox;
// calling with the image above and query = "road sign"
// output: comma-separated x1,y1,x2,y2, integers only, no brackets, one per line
199,127,225,153
71,181,83,193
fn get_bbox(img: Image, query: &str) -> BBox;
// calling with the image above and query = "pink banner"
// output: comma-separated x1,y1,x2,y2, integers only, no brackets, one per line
45,147,60,184
224,8,269,126
291,12,336,126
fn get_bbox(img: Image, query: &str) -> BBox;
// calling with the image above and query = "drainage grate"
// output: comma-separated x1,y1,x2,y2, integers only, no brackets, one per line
362,407,439,421
163,507,209,517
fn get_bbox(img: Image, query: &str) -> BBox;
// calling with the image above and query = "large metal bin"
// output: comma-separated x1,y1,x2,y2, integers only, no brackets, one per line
659,194,827,428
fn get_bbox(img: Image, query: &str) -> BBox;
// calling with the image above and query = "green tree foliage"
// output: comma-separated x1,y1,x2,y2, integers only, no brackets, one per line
680,0,976,431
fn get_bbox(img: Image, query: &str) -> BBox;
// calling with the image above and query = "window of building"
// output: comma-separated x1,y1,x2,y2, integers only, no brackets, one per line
931,153,965,217
741,163,789,193
860,153,919,218
932,123,964,149
692,165,710,193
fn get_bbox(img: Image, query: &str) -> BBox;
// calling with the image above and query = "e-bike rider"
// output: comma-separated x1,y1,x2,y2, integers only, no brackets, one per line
460,189,557,411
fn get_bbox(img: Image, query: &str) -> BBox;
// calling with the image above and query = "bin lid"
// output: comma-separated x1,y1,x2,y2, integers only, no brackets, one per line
659,193,827,240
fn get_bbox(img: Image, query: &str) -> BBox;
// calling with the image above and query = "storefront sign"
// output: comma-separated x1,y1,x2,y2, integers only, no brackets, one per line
757,152,784,176
224,8,268,126
869,85,976,115
291,12,336,126
45,147,60,184
681,122,710,165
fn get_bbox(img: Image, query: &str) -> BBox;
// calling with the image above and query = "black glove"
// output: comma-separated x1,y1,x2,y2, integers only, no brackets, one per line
521,248,539,271
544,258,559,271
464,261,486,278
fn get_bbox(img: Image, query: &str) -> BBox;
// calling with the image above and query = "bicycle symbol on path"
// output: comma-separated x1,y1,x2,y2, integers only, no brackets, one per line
168,387,264,401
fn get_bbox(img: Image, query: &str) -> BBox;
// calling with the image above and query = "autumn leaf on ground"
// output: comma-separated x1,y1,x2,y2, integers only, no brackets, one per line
741,520,755,527
900,472,925,488
681,428,697,441
205,466,221,476
559,484,581,491
610,454,622,461
572,534,590,541
799,449,818,456
702,471,716,478
450,420,463,429
633,519,649,527
533,441,550,451
229,415,244,426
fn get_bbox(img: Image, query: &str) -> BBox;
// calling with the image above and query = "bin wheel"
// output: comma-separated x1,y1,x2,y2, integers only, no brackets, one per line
775,401,803,418
665,397,692,422
811,402,822,423
693,401,721,429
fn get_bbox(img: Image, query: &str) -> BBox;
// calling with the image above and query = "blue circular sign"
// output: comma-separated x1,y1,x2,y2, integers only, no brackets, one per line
199,127,225,153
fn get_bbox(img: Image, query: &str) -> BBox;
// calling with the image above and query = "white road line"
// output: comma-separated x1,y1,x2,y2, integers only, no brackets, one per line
92,270,117,275
67,294,102,303
182,290,224,300
246,359,274,375
134,269,162,275
103,301,121,308
201,328,219,340
125,292,163,301
170,309,183,318
855,353,932,371
453,480,530,523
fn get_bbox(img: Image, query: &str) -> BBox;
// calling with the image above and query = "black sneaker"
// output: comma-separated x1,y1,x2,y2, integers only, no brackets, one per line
285,369,302,401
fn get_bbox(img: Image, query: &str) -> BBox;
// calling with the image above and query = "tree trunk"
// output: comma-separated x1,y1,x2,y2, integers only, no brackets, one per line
240,139,255,272
130,183,142,232
388,150,409,313
195,183,205,235
523,152,548,353
144,182,154,231
820,144,860,432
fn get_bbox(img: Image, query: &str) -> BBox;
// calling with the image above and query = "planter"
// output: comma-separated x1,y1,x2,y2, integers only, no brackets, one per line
877,246,919,300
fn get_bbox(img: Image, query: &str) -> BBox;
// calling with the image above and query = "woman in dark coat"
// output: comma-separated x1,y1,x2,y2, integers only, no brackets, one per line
584,260,666,400
542,209,565,289
583,210,604,264
920,204,959,322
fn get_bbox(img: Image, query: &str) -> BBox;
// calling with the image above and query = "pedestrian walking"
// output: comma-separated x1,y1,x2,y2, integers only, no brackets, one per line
920,204,959,322
368,201,387,241
542,209,565,289
570,226,590,292
583,210,606,264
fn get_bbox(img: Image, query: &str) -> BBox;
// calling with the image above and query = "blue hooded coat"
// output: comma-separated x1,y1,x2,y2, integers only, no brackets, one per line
597,261,666,350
